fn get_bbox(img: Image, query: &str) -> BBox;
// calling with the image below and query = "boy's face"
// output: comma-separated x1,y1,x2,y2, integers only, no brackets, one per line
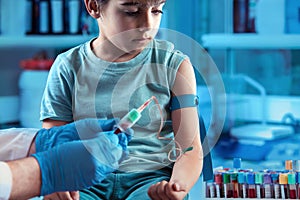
97,0,166,52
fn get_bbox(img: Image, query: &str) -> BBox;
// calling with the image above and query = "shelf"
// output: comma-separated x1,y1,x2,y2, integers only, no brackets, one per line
201,33,300,49
0,35,95,48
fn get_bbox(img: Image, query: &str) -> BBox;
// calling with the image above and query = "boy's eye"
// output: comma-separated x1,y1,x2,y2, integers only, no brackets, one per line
125,11,139,16
124,10,140,16
152,10,163,15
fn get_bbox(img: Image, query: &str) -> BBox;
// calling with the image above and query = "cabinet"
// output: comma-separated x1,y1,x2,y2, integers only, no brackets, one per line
0,35,94,48
201,33,300,123
0,0,96,124
0,0,95,48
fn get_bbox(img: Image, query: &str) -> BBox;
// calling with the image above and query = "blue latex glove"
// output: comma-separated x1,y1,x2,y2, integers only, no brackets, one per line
35,118,118,152
32,130,131,196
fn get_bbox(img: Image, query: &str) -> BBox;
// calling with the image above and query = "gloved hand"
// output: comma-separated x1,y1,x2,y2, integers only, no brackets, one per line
32,130,131,196
35,118,118,152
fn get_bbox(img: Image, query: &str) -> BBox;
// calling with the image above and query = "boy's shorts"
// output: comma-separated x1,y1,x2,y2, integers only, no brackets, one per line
80,166,189,200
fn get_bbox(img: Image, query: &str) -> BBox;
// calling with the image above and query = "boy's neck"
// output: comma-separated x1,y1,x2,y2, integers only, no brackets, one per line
91,37,145,62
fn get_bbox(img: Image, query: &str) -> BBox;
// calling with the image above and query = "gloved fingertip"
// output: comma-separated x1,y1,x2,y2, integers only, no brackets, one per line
98,118,119,131
125,128,134,137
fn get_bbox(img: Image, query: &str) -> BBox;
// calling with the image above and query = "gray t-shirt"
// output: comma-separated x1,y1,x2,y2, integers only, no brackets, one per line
40,38,188,171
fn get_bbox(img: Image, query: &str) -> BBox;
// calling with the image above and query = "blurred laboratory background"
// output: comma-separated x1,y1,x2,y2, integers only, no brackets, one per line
0,0,300,171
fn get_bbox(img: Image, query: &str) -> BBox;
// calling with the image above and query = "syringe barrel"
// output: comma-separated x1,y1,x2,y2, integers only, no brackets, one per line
116,108,142,132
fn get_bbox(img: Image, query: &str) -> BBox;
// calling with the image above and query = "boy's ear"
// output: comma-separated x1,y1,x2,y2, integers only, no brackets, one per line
84,0,101,18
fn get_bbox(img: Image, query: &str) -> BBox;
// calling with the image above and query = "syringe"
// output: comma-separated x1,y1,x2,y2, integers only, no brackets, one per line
114,97,154,134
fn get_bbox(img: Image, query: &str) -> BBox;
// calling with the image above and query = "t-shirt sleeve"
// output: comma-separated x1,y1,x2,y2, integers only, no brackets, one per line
167,49,189,89
40,55,74,122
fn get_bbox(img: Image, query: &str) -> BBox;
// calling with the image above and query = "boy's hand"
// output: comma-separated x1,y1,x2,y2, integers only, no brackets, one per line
148,181,188,200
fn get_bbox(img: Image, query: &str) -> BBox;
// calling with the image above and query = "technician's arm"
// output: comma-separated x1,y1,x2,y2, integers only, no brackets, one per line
0,159,41,200
148,59,203,200
0,128,130,200
40,119,76,200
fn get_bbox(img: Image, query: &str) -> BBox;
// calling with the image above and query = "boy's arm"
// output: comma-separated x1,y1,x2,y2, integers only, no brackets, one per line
170,59,203,192
148,59,203,200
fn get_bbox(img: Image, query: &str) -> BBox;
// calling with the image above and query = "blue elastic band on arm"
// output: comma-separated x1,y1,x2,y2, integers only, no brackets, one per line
170,94,199,111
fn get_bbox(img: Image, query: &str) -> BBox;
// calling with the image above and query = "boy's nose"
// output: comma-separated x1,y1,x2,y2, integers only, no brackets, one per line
138,12,152,32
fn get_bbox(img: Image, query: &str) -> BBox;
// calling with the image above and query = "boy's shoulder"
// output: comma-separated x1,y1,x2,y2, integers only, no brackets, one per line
152,39,186,59
58,41,87,58
152,39,175,51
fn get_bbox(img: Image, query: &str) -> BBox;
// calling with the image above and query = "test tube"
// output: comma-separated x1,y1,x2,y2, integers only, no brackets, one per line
247,172,256,198
223,172,232,198
288,173,297,199
263,173,273,199
286,160,293,172
230,172,239,198
292,160,300,172
255,172,264,198
297,172,300,199
206,180,216,198
293,161,300,199
238,172,247,198
279,173,288,199
233,157,242,172
271,173,281,199
214,173,223,198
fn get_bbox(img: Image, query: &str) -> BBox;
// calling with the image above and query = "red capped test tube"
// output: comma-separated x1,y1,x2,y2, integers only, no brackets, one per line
214,173,223,198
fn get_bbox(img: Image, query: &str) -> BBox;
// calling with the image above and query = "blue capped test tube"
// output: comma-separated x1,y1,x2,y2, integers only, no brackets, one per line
247,172,256,198
233,157,242,172
238,172,247,198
